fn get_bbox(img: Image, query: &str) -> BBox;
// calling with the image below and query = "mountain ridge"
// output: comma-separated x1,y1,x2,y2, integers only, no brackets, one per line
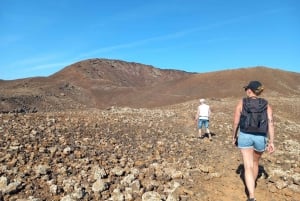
1,58,299,113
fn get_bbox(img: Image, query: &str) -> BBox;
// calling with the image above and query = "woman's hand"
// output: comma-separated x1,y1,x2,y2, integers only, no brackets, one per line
267,142,275,154
232,137,238,146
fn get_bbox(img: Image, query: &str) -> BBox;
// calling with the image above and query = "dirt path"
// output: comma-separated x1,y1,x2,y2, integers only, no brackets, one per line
180,109,297,201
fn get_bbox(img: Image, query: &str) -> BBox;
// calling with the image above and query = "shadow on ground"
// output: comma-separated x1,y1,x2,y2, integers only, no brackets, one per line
236,164,270,198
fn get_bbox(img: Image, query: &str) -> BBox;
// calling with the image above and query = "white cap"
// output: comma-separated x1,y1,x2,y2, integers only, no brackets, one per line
199,99,205,103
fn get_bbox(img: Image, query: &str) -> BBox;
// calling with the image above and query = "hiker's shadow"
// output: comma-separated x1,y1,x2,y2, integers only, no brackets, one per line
236,164,269,197
202,132,217,138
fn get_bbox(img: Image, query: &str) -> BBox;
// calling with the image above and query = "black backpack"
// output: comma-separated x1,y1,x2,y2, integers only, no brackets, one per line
239,97,268,134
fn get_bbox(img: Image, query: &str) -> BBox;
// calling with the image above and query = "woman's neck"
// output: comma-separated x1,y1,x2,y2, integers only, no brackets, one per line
246,90,257,98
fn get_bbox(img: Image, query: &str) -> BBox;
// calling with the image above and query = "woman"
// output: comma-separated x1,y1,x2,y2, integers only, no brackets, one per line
232,81,275,201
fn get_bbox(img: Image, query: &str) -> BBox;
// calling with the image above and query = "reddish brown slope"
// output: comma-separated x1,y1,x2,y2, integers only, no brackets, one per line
0,59,299,112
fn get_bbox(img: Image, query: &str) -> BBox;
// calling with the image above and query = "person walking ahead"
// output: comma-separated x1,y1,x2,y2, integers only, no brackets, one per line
195,98,212,140
232,81,275,201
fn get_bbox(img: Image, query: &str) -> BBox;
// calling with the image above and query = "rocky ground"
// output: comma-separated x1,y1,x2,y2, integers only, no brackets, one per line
0,97,299,201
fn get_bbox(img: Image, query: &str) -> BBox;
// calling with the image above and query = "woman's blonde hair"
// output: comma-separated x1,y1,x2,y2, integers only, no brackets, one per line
253,85,264,96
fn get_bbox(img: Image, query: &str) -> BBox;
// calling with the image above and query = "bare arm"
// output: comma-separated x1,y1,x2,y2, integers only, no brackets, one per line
195,107,199,121
232,100,242,145
267,104,275,153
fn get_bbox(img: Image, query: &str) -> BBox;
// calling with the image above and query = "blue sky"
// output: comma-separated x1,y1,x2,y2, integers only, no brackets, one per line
1,0,299,80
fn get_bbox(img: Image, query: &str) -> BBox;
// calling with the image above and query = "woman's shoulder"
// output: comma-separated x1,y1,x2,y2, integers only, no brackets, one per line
236,99,243,109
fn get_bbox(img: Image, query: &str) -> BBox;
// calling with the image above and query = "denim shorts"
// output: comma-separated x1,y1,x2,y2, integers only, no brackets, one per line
198,119,209,129
238,131,267,152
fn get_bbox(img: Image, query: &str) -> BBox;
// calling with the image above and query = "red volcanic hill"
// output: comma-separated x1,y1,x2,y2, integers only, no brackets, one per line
0,58,299,112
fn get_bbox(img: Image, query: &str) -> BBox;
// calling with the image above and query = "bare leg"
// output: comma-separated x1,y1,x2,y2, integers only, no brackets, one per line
206,128,211,139
241,148,261,199
198,129,202,138
253,150,263,183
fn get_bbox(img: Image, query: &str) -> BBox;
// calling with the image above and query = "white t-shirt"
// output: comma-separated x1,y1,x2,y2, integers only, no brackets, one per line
197,104,210,120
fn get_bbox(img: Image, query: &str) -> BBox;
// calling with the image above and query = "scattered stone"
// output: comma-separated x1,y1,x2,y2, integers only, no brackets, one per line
0,97,298,200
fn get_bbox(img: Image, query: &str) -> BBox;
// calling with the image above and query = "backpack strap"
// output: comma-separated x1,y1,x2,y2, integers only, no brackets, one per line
243,97,251,112
258,98,262,107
